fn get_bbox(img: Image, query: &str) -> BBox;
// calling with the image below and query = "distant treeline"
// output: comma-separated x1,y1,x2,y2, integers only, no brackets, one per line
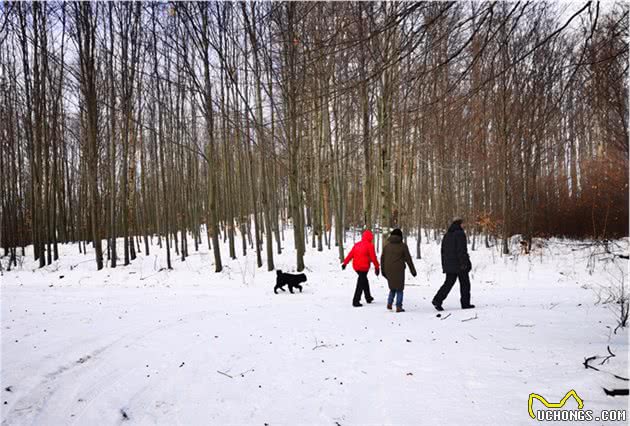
0,2,627,271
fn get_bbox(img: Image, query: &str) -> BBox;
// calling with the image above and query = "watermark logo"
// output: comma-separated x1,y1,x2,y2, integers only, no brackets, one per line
528,390,584,419
528,390,627,422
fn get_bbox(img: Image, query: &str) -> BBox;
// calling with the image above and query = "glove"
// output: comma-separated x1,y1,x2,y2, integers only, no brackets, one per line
461,261,472,272
341,263,346,270
375,268,380,276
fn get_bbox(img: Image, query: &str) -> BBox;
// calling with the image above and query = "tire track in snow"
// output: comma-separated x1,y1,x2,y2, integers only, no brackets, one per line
3,308,213,425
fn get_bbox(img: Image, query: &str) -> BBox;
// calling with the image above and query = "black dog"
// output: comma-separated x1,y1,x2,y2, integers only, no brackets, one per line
274,270,307,294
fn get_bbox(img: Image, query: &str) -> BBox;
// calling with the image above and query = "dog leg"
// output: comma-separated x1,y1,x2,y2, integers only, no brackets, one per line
297,285,303,293
289,286,294,294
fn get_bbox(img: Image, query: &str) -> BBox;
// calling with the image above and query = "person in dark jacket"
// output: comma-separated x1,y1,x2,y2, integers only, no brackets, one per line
432,217,475,311
342,230,380,307
380,228,417,312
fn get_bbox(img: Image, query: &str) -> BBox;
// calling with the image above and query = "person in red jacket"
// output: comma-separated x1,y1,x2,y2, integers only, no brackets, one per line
342,230,380,307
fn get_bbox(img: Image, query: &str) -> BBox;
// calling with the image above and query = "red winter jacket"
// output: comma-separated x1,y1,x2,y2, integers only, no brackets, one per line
343,230,380,273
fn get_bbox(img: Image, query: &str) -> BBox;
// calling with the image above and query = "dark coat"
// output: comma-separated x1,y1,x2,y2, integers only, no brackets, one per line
441,222,472,274
380,235,417,291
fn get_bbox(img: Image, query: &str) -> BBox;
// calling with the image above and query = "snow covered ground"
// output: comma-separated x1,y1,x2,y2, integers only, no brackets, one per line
1,231,628,425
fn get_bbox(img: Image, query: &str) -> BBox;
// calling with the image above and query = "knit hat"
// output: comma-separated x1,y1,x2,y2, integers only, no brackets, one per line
452,216,463,225
390,228,403,238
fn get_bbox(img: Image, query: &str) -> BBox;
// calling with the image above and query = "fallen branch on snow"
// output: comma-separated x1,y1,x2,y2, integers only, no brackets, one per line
140,268,167,281
599,345,616,365
312,336,329,350
603,388,629,396
584,355,598,370
217,370,233,379
69,259,94,270
583,355,629,381
461,313,478,322
237,368,254,377
440,313,452,320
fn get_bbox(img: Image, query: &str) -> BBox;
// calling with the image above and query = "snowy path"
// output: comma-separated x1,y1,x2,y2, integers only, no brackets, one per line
2,237,628,425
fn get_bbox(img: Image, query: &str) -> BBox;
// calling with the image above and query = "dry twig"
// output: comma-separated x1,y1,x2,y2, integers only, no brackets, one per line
462,313,478,322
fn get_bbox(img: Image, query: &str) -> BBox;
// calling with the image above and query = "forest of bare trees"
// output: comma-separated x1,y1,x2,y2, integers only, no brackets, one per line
0,2,628,272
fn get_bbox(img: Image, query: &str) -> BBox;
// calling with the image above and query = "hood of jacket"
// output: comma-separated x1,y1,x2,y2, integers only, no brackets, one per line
387,234,403,244
447,221,463,233
362,230,374,243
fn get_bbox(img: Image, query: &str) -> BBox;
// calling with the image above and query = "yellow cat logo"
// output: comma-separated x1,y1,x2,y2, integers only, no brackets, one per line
528,390,584,419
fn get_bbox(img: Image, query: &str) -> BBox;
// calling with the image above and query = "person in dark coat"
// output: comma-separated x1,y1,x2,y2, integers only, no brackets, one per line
380,228,417,312
432,217,475,311
342,230,380,307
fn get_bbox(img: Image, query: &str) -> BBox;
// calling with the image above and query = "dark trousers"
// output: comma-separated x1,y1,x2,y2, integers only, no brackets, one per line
352,271,372,304
433,272,471,307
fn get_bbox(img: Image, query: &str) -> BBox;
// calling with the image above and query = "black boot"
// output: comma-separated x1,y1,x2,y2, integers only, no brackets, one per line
462,304,476,309
353,302,363,307
432,302,444,312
